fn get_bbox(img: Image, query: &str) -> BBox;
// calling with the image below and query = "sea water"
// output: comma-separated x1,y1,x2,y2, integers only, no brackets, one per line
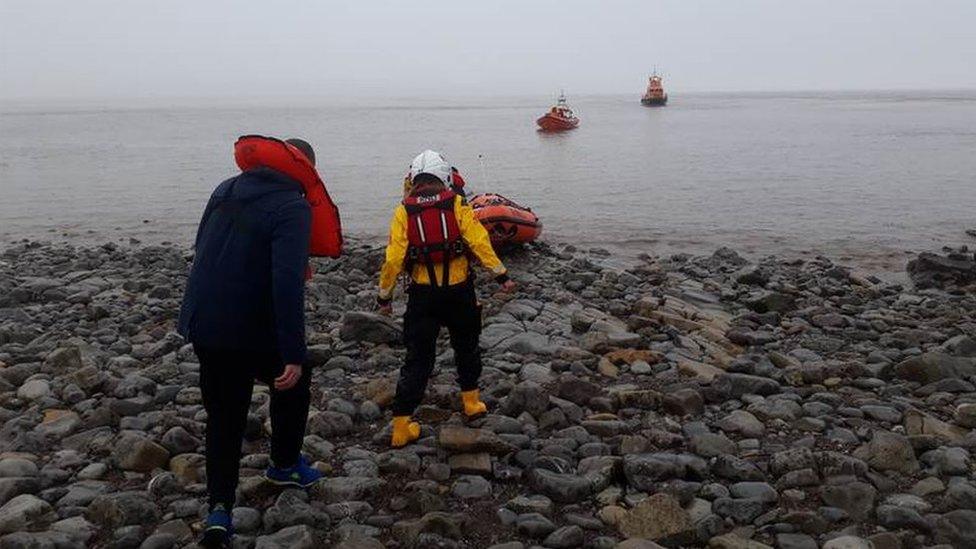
2,91,974,271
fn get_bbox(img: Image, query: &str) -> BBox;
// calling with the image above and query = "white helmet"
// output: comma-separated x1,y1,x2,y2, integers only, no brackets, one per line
408,149,452,185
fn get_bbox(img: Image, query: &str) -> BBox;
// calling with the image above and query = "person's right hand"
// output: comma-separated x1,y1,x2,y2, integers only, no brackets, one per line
500,279,517,293
274,364,303,391
378,303,393,316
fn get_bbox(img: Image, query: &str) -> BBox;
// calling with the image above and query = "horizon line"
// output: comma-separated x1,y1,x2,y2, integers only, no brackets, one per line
3,86,975,109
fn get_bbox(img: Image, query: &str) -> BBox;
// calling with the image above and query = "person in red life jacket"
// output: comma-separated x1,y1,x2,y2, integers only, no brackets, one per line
178,136,340,548
378,150,516,448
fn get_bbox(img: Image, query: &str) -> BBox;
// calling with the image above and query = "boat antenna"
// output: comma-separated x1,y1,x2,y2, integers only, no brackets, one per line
478,154,489,187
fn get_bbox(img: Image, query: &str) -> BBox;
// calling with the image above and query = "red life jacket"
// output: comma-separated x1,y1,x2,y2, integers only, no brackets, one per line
233,135,343,258
403,188,465,287
450,168,466,192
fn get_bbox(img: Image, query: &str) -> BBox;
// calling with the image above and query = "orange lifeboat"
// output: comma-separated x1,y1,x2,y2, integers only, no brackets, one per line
641,71,668,106
470,193,542,247
536,93,579,132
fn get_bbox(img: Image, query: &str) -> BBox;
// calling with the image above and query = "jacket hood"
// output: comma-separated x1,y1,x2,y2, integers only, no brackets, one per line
216,168,304,202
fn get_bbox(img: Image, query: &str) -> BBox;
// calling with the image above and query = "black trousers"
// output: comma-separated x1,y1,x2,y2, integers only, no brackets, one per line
194,345,312,509
392,281,483,416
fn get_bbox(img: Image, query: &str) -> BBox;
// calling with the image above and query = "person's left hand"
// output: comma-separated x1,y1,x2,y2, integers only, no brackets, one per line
275,364,303,391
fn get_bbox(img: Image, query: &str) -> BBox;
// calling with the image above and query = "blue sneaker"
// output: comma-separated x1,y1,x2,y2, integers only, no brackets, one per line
264,455,323,488
200,504,232,548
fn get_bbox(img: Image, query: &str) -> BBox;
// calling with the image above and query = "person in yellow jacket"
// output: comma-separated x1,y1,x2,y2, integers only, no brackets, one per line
378,150,516,448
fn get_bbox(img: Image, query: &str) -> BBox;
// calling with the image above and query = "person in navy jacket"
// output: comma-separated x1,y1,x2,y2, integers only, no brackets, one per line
178,137,323,548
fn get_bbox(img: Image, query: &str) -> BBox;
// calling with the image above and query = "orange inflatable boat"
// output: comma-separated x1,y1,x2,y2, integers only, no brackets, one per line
470,193,542,247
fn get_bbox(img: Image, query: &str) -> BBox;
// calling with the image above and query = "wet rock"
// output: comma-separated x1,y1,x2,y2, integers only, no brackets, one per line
735,265,770,286
864,430,919,474
661,388,704,416
500,382,550,417
0,458,38,478
0,478,40,506
160,426,199,455
339,312,401,344
528,469,594,503
448,453,491,475
335,539,385,549
623,453,707,490
17,379,52,400
876,504,931,532
168,453,204,484
907,250,976,289
254,524,320,549
956,403,976,428
0,494,56,534
59,480,113,507
313,477,385,503
820,482,876,520
232,507,262,534
85,491,159,529
0,531,76,548
920,447,969,476
516,513,555,538
904,409,969,442
689,432,736,458
308,410,355,437
935,509,976,547
45,346,83,371
439,425,515,455
263,490,331,531
618,493,692,541
712,455,765,482
730,482,778,503
745,291,796,314
707,534,773,549
712,373,781,397
775,533,817,549
716,410,765,437
821,536,872,549
452,475,491,499
508,495,553,516
614,389,662,410
34,410,81,439
113,433,170,472
891,352,976,383
615,540,667,549
543,525,584,548
712,496,766,523
392,512,466,545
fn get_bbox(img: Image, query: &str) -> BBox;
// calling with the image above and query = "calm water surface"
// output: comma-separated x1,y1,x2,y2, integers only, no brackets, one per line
2,92,974,272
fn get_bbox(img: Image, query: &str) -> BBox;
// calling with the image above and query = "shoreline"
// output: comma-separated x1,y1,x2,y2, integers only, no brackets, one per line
0,239,974,547
1,225,961,281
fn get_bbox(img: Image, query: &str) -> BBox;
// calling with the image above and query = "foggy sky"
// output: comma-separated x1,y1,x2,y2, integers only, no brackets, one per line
2,0,974,102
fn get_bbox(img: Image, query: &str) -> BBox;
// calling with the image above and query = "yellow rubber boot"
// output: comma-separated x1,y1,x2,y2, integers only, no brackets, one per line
390,416,421,448
461,389,487,419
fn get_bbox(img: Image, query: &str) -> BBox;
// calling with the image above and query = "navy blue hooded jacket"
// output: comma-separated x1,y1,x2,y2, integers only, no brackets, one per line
178,168,311,365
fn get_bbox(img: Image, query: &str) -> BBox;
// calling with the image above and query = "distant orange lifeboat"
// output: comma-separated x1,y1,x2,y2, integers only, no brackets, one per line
470,193,542,247
641,71,668,106
536,93,579,132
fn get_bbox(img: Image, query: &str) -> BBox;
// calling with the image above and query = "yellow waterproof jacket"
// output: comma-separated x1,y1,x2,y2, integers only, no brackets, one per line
379,194,506,299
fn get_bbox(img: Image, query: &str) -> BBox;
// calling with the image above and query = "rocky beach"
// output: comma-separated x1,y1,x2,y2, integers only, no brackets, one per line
1,238,975,549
